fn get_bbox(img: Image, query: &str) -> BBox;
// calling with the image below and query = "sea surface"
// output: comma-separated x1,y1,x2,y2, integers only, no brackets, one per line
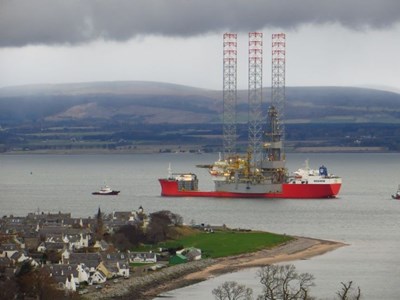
1,152,400,299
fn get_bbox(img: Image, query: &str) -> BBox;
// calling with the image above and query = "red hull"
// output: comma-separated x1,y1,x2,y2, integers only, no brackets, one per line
159,179,341,199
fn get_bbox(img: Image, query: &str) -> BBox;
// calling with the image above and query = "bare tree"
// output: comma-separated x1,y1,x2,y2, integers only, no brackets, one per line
212,281,253,300
212,265,361,300
336,281,361,300
256,264,315,300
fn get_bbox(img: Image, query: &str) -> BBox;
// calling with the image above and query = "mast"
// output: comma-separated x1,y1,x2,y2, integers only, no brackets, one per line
259,33,287,186
222,33,238,159
271,33,286,155
248,32,264,168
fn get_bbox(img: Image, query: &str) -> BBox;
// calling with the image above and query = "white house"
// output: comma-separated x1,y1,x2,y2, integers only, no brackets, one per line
128,252,157,264
63,234,90,250
76,263,90,283
65,273,77,292
89,270,107,285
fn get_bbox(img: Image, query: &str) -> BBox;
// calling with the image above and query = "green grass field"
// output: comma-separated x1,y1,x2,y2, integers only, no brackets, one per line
159,230,293,258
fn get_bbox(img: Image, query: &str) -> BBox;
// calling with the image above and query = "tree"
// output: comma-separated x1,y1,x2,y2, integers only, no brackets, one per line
212,281,253,300
0,279,18,300
146,210,183,243
256,264,315,300
336,281,361,300
212,265,362,300
94,206,105,241
112,224,146,250
17,265,66,299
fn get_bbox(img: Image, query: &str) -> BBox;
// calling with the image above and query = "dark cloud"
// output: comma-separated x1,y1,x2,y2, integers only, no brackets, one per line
1,0,399,47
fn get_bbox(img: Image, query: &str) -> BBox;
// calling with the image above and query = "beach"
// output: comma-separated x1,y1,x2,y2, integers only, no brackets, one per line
85,236,345,299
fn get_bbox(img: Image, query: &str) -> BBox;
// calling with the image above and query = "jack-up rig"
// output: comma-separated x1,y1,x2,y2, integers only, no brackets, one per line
159,33,342,199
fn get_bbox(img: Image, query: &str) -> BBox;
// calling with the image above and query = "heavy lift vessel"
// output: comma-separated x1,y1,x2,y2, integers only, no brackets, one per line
159,32,341,199
159,106,342,199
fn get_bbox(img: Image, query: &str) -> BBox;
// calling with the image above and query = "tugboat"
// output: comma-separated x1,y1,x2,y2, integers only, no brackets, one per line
392,185,400,200
92,186,120,196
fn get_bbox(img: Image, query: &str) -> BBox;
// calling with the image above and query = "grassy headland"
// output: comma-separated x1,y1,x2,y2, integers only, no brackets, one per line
159,229,293,258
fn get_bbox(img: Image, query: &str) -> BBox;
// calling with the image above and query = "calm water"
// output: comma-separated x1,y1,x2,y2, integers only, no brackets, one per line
1,153,400,299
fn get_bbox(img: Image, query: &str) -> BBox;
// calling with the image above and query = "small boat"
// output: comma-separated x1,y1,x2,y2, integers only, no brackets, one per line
392,185,400,200
92,186,120,196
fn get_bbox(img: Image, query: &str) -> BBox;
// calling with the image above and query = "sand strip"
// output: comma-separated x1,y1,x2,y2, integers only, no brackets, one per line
142,236,346,299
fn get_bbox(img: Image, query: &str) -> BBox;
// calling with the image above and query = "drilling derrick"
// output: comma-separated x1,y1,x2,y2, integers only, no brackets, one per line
270,33,286,158
222,33,238,158
209,33,284,194
248,32,263,168
260,33,286,187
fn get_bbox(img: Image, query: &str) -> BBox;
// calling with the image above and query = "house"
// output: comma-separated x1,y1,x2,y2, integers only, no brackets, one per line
49,262,100,287
183,247,202,261
96,261,112,279
38,226,65,241
75,263,90,283
63,233,90,250
27,211,72,226
101,252,130,278
93,240,110,251
62,252,101,272
46,235,64,243
37,241,66,253
65,274,77,292
47,264,79,292
10,251,39,266
112,211,137,222
169,253,187,265
89,269,107,285
0,243,19,258
111,208,149,228
23,235,40,251
128,252,157,264
0,257,15,279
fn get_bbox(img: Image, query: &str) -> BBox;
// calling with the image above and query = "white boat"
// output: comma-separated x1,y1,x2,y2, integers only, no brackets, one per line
92,186,120,196
392,185,400,200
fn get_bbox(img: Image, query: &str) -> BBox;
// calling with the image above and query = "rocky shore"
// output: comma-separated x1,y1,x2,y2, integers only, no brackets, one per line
84,236,346,300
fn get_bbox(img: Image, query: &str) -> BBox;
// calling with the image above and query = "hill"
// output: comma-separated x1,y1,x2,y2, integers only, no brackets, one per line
1,81,400,125
1,81,400,152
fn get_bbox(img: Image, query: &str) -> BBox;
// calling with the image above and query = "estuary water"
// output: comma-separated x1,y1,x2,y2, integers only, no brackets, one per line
1,153,400,299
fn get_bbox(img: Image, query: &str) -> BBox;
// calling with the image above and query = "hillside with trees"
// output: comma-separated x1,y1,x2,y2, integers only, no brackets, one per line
1,81,400,152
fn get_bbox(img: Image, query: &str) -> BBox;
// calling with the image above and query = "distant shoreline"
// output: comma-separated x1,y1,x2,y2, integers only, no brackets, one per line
86,236,346,300
0,146,391,155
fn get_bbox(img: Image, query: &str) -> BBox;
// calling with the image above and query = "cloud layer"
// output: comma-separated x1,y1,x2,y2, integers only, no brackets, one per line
1,0,400,47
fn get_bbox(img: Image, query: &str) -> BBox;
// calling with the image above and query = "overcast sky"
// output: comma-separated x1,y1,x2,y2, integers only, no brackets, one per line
1,0,400,91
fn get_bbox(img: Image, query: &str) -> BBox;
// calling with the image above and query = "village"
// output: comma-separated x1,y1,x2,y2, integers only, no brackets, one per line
0,206,204,296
